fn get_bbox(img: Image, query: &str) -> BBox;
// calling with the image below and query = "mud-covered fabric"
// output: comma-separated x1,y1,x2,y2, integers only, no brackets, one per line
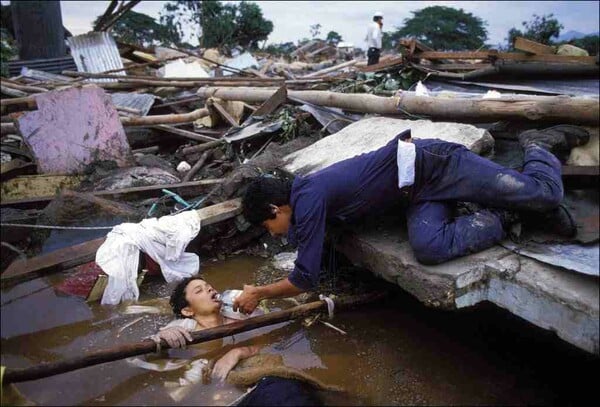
407,139,563,264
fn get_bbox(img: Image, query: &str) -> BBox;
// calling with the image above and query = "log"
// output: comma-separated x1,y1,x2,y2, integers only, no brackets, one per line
196,87,599,124
1,198,242,283
414,51,597,64
2,292,385,384
62,71,285,83
301,59,358,78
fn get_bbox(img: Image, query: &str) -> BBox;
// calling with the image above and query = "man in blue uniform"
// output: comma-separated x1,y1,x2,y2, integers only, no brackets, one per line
233,126,589,314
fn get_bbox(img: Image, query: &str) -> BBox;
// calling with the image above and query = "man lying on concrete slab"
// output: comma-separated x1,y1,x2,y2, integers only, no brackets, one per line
232,125,590,314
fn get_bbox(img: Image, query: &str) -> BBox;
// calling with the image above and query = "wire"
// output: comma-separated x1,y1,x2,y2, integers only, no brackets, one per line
0,223,114,230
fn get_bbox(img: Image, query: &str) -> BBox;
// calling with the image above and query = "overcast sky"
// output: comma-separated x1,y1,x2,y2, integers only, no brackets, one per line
6,1,599,49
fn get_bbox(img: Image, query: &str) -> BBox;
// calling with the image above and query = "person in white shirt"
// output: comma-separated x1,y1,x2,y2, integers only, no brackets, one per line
366,11,383,65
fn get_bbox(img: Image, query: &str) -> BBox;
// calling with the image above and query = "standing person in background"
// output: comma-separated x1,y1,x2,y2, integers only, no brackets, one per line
366,11,383,65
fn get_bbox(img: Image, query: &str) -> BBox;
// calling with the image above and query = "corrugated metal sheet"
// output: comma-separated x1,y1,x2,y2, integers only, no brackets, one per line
20,67,72,82
7,56,77,77
110,93,155,116
67,32,124,82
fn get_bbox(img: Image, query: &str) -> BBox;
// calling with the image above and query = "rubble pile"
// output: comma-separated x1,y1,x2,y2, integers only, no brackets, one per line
1,31,598,304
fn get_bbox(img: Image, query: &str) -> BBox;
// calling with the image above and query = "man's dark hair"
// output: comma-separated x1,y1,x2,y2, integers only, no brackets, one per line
169,275,204,318
373,16,382,22
242,177,293,225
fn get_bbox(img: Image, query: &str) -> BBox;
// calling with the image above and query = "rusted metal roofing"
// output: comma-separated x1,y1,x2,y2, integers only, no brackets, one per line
110,93,155,116
67,32,124,82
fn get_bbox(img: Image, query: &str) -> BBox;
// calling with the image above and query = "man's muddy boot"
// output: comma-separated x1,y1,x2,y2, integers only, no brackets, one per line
518,125,590,152
522,204,577,238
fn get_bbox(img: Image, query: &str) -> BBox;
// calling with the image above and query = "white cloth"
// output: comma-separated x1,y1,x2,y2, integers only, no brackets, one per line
96,210,202,305
366,22,382,49
163,318,199,331
397,140,416,189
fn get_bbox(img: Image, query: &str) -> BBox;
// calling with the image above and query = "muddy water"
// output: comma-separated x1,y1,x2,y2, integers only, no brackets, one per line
1,255,598,406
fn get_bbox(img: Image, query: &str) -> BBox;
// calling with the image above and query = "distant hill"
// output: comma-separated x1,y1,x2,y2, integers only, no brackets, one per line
557,30,599,42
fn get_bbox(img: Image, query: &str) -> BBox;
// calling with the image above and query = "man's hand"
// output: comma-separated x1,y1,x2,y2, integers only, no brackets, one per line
232,284,261,315
156,326,192,348
212,348,242,382
233,278,305,314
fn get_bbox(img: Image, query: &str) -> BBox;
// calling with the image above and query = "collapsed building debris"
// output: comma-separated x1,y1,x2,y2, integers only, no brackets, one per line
1,28,598,356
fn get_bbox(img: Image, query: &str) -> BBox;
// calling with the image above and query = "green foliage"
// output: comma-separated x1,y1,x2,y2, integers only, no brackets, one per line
565,35,599,55
397,6,488,51
506,14,563,48
161,0,272,50
382,31,402,50
94,10,181,47
263,41,296,56
1,28,17,77
326,31,343,45
309,23,322,39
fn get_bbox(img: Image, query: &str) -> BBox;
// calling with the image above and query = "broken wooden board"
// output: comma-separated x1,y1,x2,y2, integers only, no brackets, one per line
413,51,597,64
0,178,224,209
283,117,494,175
1,175,82,201
513,37,555,55
16,85,134,175
1,198,242,284
0,159,36,182
249,84,287,119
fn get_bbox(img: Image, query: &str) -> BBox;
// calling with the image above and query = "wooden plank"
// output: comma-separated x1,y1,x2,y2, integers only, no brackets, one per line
1,175,82,201
210,100,241,128
514,37,555,55
1,198,242,283
419,63,492,71
250,84,287,118
358,57,404,72
0,178,224,209
562,165,599,189
0,159,36,181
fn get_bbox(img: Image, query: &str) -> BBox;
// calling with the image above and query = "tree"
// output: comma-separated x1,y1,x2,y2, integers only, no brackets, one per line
234,1,273,49
309,23,322,39
382,31,402,50
506,14,563,47
160,1,272,50
94,10,181,48
397,6,488,51
325,31,343,45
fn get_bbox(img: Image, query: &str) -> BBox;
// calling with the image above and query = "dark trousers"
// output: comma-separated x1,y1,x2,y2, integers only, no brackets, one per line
367,47,380,65
407,139,563,264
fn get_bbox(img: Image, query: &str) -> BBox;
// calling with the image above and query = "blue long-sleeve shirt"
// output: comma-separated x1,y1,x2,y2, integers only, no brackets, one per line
287,136,407,290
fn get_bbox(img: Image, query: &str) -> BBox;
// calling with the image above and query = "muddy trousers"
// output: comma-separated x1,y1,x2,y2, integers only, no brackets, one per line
407,139,563,265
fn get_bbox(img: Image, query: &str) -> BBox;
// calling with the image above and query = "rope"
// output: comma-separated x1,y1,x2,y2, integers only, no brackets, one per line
0,223,114,230
318,294,335,319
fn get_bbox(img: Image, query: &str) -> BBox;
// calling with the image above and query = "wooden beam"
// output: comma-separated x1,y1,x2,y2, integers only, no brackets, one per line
0,179,224,209
413,51,597,64
513,37,555,55
1,198,242,284
358,56,404,72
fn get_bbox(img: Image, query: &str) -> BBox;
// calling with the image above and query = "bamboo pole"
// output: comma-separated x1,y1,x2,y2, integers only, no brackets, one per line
182,139,225,156
196,87,600,124
2,292,385,384
120,108,209,126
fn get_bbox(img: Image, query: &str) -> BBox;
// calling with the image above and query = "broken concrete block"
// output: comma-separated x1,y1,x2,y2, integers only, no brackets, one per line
283,117,494,175
16,86,133,175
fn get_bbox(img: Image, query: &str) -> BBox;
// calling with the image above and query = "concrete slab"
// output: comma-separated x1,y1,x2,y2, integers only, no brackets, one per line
335,220,599,354
17,85,133,175
283,116,494,175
